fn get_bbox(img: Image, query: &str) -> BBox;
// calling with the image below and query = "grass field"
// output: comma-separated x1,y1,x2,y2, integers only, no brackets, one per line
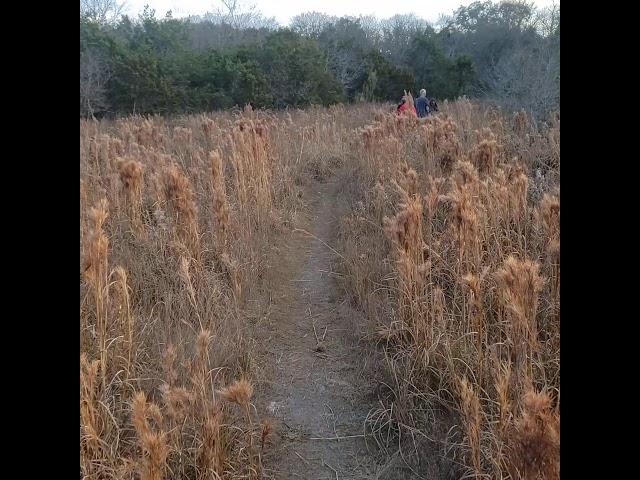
80,100,559,479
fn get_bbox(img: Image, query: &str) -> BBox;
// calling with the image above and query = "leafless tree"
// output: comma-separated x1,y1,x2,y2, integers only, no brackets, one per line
290,11,336,38
211,0,278,29
317,18,372,98
482,21,558,116
535,2,560,37
379,14,432,63
80,0,126,25
357,15,384,47
80,49,110,118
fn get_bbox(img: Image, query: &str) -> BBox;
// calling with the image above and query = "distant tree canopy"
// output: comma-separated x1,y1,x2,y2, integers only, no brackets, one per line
80,1,559,118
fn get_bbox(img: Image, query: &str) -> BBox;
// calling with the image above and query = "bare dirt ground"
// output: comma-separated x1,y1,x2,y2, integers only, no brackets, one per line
251,171,381,479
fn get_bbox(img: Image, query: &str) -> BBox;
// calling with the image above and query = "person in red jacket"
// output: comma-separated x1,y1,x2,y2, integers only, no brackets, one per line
396,92,417,116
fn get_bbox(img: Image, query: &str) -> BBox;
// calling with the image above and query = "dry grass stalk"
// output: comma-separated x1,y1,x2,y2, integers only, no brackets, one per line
441,161,483,267
423,115,461,172
118,157,144,234
383,169,427,327
459,376,482,478
210,150,230,247
190,329,213,400
80,354,106,476
507,161,529,223
495,256,545,383
461,269,488,360
219,378,253,408
162,385,194,423
539,193,560,245
173,126,193,145
161,344,178,388
219,378,257,477
162,162,200,258
472,138,499,174
83,198,110,388
198,403,225,477
111,266,135,375
494,360,512,436
230,122,273,228
220,251,241,302
178,256,198,314
132,391,169,480
508,388,559,480
260,418,273,452
513,110,529,135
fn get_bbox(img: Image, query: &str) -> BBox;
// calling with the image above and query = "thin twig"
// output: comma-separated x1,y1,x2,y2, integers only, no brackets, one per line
309,434,365,440
323,460,339,480
293,228,345,260
294,450,309,466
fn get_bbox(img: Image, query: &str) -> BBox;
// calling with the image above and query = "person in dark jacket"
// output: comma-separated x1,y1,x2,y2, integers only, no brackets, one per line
415,89,429,118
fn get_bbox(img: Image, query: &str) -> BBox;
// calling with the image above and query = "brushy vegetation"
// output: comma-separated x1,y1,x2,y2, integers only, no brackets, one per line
79,103,377,479
81,2,558,118
80,99,559,479
337,99,559,479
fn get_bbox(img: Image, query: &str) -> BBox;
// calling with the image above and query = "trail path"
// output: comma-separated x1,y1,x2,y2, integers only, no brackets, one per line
254,171,380,479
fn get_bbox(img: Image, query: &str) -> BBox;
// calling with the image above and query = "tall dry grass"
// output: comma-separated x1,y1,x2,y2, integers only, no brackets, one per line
80,104,379,479
81,101,558,479
337,99,560,479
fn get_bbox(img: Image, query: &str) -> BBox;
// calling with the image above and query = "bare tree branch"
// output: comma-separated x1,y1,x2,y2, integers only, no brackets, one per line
80,0,126,25
80,49,111,118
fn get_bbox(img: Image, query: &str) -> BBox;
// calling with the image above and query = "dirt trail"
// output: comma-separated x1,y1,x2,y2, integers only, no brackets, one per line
255,172,379,479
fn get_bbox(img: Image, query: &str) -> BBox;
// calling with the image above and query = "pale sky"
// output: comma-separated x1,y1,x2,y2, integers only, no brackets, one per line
123,0,559,25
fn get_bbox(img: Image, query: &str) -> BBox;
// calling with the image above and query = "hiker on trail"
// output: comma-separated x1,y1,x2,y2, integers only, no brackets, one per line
415,89,439,117
415,89,429,118
396,92,417,116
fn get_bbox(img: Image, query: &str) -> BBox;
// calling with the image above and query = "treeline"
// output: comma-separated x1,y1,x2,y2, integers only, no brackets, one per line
80,1,559,118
